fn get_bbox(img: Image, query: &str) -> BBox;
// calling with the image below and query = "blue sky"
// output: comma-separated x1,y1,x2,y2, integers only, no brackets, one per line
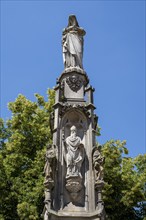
1,1,145,157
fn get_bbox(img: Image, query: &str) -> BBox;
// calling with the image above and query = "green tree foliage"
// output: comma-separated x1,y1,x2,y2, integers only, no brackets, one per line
0,90,55,220
102,140,146,220
0,91,145,219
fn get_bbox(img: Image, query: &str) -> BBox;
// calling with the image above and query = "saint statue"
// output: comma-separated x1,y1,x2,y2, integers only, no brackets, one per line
44,144,56,187
64,125,84,179
43,144,56,220
62,15,86,69
92,146,105,183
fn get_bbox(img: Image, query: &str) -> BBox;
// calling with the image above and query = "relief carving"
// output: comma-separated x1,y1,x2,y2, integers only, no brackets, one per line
44,144,57,188
43,144,57,220
63,126,84,200
60,103,90,118
92,145,105,186
66,75,83,92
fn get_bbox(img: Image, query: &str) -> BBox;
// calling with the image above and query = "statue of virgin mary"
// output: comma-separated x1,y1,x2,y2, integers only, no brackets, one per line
62,15,86,69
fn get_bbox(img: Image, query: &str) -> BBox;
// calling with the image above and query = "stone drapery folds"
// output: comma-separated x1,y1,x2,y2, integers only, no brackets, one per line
63,125,84,179
62,15,86,69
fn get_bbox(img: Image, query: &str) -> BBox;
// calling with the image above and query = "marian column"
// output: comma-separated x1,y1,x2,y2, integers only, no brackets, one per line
43,15,105,220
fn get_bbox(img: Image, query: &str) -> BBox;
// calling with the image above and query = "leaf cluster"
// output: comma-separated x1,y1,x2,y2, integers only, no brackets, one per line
0,90,145,220
0,89,55,220
101,140,146,220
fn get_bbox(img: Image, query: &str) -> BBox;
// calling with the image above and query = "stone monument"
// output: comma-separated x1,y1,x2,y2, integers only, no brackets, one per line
43,15,105,220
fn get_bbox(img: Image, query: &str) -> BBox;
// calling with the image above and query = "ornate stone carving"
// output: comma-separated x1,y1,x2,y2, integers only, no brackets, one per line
43,15,105,219
62,15,86,69
63,126,84,199
43,190,51,220
43,144,57,220
93,114,98,131
66,75,83,92
60,103,90,118
92,145,105,186
62,66,86,74
64,126,84,179
44,144,57,188
66,176,83,201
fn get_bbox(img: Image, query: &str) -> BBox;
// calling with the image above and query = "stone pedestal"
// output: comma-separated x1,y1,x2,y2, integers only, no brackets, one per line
43,15,105,220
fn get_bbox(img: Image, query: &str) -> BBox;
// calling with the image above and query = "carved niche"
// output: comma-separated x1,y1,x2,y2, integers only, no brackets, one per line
59,103,90,118
43,144,57,219
44,144,57,189
61,110,87,204
63,125,84,200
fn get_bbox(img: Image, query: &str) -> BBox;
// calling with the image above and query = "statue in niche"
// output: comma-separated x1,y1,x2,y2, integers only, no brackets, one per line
44,144,56,188
92,145,105,184
63,125,84,179
43,144,56,220
62,15,86,69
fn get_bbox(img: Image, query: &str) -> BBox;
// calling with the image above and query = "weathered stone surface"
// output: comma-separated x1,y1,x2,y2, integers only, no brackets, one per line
43,15,105,220
62,15,86,69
